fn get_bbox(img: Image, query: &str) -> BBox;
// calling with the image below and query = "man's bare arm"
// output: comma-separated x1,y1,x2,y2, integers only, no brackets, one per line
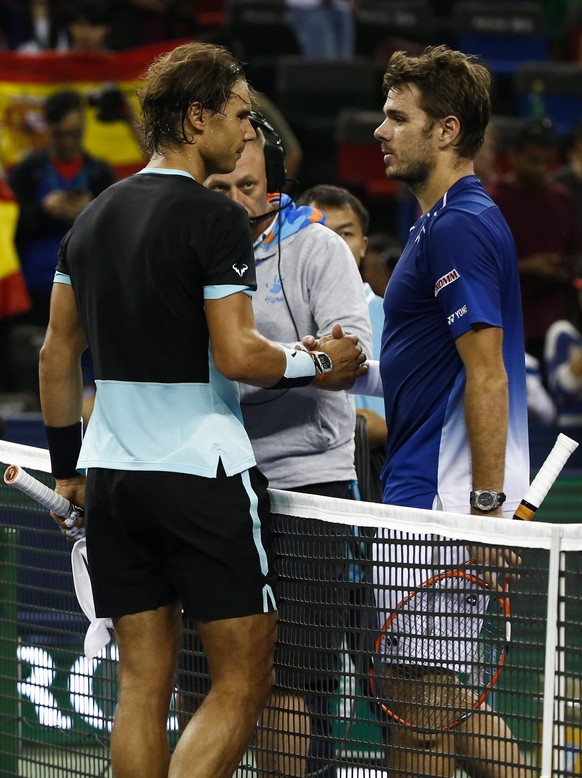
39,282,87,529
456,324,508,517
39,283,87,427
205,293,367,390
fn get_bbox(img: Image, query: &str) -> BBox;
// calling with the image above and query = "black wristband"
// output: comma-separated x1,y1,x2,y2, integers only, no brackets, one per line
44,421,83,479
267,375,315,390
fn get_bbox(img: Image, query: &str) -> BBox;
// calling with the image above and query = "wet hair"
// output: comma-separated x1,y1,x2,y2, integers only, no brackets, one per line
382,44,491,159
297,184,370,234
139,42,247,155
44,90,83,123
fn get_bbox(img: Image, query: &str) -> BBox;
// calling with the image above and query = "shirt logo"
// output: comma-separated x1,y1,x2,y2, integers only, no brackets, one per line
232,263,248,277
434,268,460,297
264,274,285,305
447,305,468,325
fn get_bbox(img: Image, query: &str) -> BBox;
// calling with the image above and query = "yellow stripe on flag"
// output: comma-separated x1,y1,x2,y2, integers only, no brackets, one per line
0,193,31,319
0,197,21,280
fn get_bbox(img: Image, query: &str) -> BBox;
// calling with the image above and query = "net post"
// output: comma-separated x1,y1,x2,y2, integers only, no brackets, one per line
0,527,19,777
539,525,563,778
557,548,567,775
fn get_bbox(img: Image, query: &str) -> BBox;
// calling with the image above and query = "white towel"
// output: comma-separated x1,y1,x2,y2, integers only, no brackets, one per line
71,538,113,660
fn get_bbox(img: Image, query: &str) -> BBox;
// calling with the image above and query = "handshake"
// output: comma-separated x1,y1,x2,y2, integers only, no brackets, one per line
301,323,368,391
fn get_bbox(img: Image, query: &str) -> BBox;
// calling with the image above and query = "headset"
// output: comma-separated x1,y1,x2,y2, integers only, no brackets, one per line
249,111,287,194
241,113,298,406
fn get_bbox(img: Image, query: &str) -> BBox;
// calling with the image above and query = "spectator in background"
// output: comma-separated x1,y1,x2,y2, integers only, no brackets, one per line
474,120,500,192
297,183,387,453
285,0,355,60
66,0,111,53
8,89,114,414
473,122,556,425
552,119,582,233
360,231,401,298
9,89,114,327
526,352,556,425
490,118,581,365
65,0,146,152
15,0,69,52
544,260,582,426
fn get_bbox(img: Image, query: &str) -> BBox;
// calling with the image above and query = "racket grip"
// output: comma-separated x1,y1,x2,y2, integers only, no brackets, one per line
4,464,84,539
514,433,579,520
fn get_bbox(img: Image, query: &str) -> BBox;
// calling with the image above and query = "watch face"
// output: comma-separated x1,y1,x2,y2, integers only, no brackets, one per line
477,492,495,510
315,353,333,373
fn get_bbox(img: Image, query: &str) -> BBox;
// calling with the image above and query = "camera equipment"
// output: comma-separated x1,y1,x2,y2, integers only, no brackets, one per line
87,85,128,123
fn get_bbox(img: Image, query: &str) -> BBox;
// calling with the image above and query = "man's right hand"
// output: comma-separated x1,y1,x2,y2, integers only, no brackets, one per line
467,543,522,591
310,323,368,391
52,474,86,543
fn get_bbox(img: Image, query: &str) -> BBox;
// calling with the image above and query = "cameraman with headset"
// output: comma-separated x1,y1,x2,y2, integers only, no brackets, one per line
202,115,372,778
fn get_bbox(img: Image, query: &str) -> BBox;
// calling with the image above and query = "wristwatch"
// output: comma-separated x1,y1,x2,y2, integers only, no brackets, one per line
311,352,333,375
470,489,506,512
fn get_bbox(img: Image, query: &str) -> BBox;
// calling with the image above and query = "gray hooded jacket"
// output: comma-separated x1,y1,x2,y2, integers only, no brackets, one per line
239,198,373,489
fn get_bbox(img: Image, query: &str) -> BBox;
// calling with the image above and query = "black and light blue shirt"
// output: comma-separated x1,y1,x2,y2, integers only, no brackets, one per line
55,168,257,477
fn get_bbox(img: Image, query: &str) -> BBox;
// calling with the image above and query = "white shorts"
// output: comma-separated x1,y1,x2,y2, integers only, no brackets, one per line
372,528,488,672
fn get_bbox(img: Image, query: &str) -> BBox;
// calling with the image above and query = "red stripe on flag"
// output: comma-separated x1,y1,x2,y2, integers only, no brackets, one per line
0,271,31,320
0,41,189,83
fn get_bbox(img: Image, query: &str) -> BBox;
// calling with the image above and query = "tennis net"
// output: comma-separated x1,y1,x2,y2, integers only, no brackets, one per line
0,463,581,777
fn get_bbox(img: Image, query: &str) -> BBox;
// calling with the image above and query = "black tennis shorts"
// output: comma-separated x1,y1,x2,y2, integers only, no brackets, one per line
84,464,277,621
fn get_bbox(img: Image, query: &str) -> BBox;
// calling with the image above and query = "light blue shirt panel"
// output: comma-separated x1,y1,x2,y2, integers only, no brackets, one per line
355,286,385,418
54,271,71,284
136,167,195,180
204,284,253,299
78,351,255,476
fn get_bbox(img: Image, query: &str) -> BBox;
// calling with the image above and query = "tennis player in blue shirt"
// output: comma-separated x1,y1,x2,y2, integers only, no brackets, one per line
307,44,531,778
374,44,530,778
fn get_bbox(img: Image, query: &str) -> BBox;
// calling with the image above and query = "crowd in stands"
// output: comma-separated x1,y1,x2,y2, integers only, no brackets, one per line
0,12,579,778
1,0,582,434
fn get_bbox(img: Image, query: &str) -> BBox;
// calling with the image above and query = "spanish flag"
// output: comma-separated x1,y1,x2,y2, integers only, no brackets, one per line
0,41,181,179
0,179,30,319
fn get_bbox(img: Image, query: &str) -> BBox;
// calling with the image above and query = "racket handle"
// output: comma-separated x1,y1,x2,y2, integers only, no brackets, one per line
4,464,85,539
514,433,579,521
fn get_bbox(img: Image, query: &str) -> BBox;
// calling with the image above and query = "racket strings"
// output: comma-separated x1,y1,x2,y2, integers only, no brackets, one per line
373,568,511,731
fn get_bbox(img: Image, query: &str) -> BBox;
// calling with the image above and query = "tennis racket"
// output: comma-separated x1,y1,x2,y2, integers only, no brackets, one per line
370,432,579,732
3,464,84,540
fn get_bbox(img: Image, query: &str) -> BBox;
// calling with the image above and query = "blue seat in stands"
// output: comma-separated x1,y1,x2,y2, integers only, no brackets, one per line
516,63,582,137
452,1,549,76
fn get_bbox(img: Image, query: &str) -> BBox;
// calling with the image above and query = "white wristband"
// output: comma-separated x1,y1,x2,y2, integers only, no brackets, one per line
282,346,316,379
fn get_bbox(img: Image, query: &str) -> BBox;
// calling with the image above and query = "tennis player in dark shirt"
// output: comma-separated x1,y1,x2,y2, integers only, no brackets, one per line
39,41,367,778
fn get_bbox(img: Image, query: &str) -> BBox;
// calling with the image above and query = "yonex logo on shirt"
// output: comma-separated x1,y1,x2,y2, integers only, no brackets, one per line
447,305,468,325
434,268,460,297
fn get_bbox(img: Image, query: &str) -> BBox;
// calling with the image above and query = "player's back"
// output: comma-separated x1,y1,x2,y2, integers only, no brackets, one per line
60,170,257,476
63,171,249,385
